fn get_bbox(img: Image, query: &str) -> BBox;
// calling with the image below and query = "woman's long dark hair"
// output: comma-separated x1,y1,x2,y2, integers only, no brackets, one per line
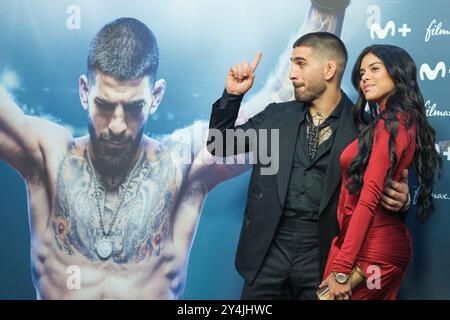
348,44,442,223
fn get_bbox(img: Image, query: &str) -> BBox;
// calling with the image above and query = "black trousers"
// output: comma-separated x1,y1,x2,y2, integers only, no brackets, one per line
241,215,320,300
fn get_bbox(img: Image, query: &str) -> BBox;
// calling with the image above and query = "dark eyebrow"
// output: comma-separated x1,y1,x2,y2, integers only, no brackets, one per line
95,97,115,105
124,100,146,108
360,62,383,72
94,98,145,108
369,62,383,67
290,56,307,63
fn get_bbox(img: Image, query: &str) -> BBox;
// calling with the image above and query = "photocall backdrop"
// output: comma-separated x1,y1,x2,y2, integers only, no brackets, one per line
0,0,448,299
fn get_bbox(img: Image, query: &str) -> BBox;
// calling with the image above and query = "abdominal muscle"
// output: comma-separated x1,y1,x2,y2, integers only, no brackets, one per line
30,228,188,300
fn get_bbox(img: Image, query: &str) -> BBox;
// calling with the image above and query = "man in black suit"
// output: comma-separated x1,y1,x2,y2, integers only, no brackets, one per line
207,32,410,299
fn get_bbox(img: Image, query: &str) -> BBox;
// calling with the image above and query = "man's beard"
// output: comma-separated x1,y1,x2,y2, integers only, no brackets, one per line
88,119,145,175
293,79,326,103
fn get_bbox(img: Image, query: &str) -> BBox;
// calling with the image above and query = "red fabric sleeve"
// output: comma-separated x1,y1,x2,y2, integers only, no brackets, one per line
331,117,411,275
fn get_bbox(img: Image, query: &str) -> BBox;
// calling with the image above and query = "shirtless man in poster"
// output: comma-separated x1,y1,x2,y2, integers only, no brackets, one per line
0,2,408,300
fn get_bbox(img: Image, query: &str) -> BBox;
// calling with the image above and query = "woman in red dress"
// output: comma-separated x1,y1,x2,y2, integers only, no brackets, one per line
320,45,442,300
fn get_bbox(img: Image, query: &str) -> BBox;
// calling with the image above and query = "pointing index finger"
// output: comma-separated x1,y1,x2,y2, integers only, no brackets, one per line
250,52,262,72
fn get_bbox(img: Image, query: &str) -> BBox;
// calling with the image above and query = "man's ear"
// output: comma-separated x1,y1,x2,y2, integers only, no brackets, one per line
79,74,89,110
149,79,166,115
324,60,338,81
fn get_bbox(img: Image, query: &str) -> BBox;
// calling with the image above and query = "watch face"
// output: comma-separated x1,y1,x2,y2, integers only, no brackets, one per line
335,273,348,284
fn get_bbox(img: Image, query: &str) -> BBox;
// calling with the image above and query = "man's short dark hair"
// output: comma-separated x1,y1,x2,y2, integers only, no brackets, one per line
87,17,159,85
293,32,348,82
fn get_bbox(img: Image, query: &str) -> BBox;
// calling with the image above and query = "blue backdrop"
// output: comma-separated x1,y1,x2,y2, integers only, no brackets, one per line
0,0,449,299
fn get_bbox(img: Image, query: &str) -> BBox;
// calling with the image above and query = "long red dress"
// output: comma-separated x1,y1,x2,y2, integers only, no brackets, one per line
323,112,416,300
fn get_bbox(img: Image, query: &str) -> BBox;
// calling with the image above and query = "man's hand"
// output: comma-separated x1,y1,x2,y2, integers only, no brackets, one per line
226,52,262,96
319,273,352,300
381,169,410,212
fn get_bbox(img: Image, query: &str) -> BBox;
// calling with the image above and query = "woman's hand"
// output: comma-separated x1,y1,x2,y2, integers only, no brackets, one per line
319,273,352,300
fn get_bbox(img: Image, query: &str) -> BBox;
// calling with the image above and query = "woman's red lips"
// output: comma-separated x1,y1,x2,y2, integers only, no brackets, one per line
364,84,374,92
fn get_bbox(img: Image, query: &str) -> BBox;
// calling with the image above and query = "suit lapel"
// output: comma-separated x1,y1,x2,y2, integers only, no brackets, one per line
319,94,359,215
306,139,330,169
275,102,306,206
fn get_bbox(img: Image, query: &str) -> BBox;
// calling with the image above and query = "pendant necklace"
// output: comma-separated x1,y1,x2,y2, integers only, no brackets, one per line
87,147,144,260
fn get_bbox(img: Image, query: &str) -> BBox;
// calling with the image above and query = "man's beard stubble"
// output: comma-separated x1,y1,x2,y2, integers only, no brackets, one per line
88,119,145,175
293,79,326,104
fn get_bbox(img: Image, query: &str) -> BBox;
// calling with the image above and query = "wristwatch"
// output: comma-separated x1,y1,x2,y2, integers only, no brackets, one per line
333,272,349,284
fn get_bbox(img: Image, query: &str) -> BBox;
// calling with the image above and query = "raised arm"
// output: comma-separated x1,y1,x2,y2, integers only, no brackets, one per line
0,86,70,179
0,86,44,177
207,53,274,157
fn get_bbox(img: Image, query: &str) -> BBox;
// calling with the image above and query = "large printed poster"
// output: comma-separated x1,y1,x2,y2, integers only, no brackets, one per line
0,0,449,299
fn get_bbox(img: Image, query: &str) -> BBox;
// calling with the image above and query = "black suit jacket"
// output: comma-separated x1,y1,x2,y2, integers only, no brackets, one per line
207,91,359,284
